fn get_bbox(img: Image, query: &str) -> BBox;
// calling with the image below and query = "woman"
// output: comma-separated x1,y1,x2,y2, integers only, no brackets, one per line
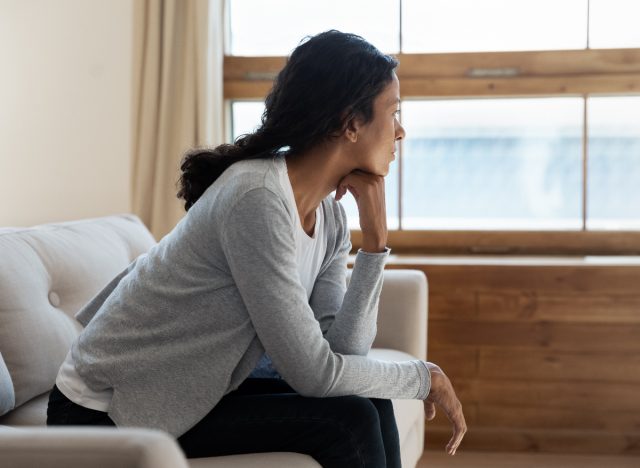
47,30,466,467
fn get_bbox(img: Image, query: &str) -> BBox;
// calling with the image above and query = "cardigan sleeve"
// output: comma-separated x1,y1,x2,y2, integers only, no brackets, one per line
220,187,430,400
309,200,388,356
74,255,143,327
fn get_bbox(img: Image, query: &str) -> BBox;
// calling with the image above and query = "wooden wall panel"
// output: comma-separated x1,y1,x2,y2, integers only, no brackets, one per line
429,291,477,320
382,258,640,455
477,292,640,324
478,349,640,383
476,405,640,432
428,347,479,378
455,379,639,411
401,264,640,294
429,321,640,351
425,426,640,455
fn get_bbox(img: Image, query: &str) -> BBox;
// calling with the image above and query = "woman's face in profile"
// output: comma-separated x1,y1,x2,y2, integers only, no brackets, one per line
349,73,406,177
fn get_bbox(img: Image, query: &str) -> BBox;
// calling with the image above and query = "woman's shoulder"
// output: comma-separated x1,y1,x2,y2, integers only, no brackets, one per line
201,155,286,208
226,154,281,186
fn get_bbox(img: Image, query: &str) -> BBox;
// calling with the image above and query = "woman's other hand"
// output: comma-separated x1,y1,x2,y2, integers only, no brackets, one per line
423,362,467,455
334,169,387,253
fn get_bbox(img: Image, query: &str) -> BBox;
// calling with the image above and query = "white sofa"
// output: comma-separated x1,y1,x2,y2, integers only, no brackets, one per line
0,214,428,467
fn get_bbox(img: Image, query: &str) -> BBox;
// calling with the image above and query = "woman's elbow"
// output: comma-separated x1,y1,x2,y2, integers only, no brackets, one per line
288,375,332,398
282,361,337,397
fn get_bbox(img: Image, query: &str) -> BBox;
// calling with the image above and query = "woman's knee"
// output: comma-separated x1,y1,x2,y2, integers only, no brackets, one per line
332,396,381,428
327,396,386,452
370,398,395,422
319,396,385,467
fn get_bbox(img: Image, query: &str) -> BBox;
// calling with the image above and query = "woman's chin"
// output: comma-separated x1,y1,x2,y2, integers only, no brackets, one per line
381,161,393,177
378,168,390,178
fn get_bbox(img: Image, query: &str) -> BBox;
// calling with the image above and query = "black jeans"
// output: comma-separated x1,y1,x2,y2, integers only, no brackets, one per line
47,379,401,468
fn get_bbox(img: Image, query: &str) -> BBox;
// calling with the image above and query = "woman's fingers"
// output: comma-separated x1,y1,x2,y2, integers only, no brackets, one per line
334,184,358,201
335,171,377,202
425,363,467,456
447,423,466,455
445,407,467,455
444,398,466,455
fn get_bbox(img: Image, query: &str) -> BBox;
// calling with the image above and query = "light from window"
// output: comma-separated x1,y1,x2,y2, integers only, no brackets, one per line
400,98,584,230
402,0,587,53
229,0,399,56
587,96,640,229
589,0,640,48
231,101,264,141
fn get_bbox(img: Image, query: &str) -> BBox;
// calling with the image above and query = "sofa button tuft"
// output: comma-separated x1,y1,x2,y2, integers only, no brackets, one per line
48,291,61,307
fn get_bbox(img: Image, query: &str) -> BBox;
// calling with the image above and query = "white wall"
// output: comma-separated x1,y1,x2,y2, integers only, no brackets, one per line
0,0,133,226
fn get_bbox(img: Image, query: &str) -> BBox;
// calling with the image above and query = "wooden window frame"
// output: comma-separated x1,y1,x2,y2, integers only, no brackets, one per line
224,48,640,255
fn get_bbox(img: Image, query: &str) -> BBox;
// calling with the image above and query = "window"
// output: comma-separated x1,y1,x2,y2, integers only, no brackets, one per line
225,0,640,254
589,0,640,48
229,0,399,55
402,0,587,53
401,97,583,230
587,96,640,229
230,101,263,139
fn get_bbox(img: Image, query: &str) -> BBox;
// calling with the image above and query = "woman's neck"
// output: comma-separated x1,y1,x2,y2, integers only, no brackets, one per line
284,146,352,224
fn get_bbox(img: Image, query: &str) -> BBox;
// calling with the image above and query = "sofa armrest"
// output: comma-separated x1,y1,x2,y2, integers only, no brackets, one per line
0,426,189,468
347,269,428,360
375,269,428,360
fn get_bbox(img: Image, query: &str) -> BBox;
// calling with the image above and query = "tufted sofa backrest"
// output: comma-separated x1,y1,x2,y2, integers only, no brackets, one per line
0,214,156,415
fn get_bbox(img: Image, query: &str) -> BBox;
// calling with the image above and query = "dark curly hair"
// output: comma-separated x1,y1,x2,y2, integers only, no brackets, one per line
176,30,399,211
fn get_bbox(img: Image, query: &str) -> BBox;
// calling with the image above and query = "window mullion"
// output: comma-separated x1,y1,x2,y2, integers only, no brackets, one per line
582,95,589,231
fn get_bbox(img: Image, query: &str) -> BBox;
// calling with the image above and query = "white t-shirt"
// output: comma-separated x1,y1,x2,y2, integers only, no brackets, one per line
56,156,328,409
279,156,327,298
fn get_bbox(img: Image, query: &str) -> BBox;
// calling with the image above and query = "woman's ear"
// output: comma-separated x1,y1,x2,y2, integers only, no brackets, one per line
344,116,361,143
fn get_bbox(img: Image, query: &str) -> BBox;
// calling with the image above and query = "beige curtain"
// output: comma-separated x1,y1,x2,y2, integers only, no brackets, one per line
131,0,225,240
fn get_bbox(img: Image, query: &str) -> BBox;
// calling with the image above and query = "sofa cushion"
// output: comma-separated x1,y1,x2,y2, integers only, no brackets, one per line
0,427,191,468
2,352,424,464
189,452,321,467
0,214,156,410
0,392,48,426
348,269,428,361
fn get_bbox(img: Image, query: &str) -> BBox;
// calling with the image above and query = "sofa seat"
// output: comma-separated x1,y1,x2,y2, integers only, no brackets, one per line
0,214,428,467
0,393,48,426
0,349,423,468
0,426,191,468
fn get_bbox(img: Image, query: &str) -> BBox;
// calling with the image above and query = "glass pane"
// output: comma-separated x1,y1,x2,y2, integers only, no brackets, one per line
401,98,583,230
230,101,399,230
229,0,399,55
231,101,264,140
589,0,640,48
402,0,587,53
587,96,640,229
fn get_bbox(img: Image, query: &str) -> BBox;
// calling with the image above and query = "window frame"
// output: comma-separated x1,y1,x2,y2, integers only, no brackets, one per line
223,48,640,255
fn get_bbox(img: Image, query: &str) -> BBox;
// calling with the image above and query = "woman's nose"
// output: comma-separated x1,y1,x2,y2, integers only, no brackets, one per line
395,122,406,141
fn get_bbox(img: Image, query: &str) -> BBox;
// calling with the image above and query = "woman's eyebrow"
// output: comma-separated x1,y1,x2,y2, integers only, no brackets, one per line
388,98,401,107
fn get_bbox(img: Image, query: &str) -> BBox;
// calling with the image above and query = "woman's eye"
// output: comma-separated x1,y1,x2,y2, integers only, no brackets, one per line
393,110,401,116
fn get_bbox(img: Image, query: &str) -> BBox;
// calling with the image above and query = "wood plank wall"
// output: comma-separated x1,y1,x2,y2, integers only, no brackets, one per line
384,258,640,455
